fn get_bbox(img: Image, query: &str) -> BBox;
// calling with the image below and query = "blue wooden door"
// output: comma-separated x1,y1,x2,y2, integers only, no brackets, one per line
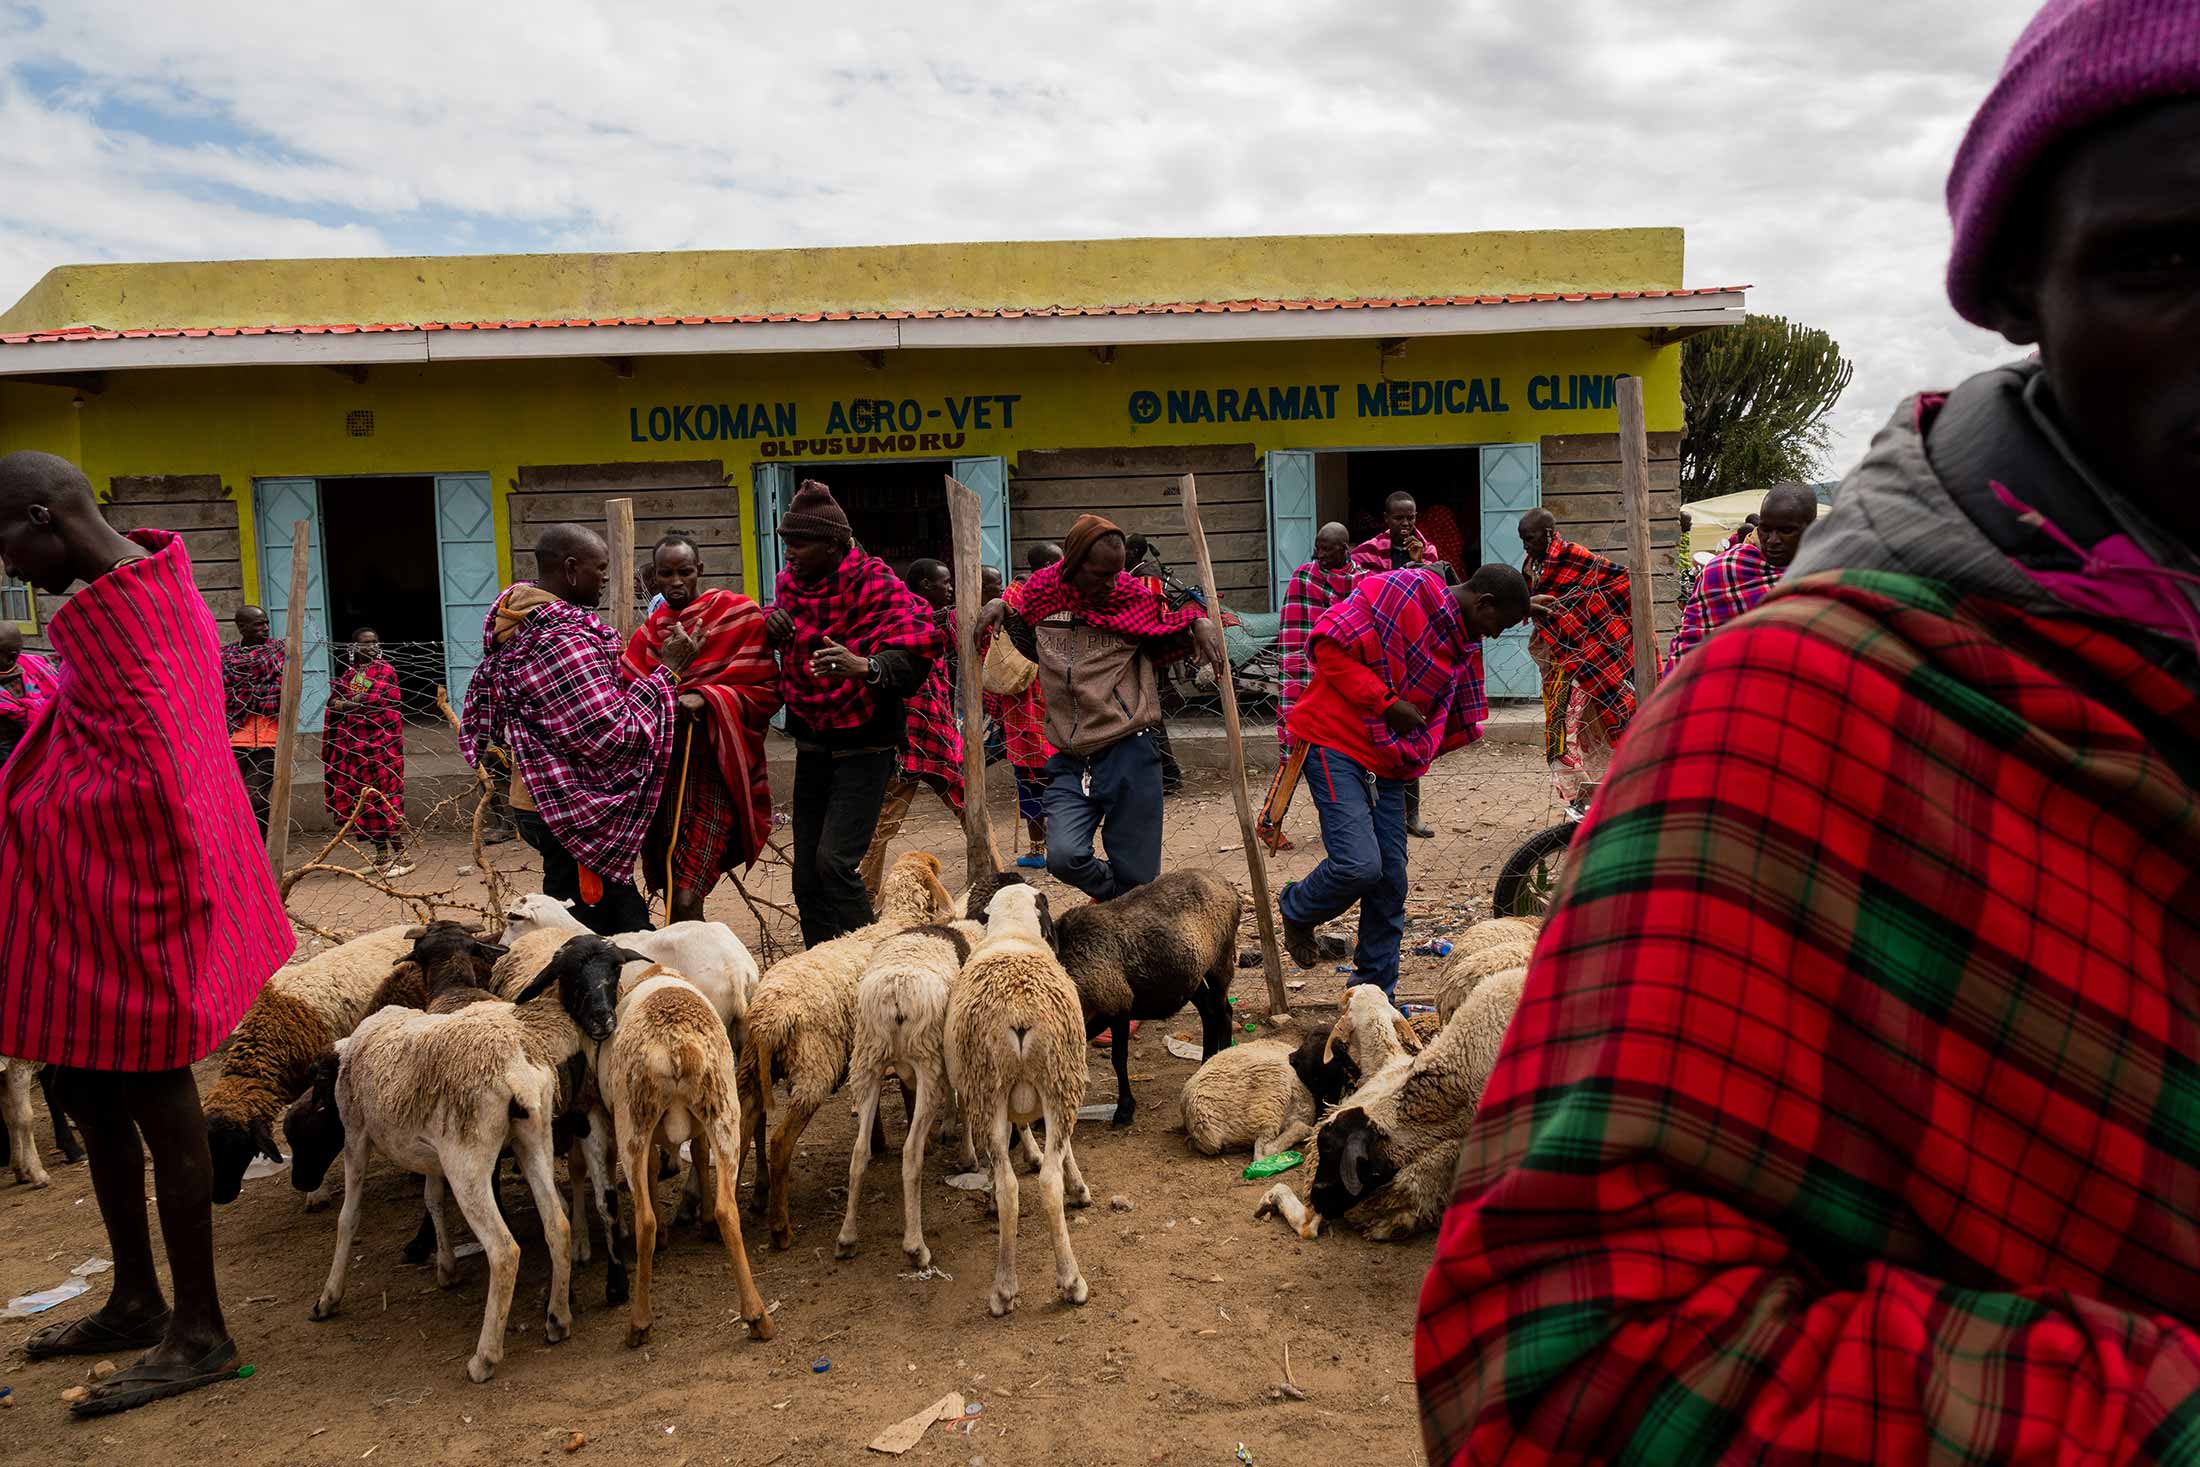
1264,449,1317,612
253,478,332,729
434,475,499,708
752,463,796,604
951,455,1011,578
1478,444,1541,697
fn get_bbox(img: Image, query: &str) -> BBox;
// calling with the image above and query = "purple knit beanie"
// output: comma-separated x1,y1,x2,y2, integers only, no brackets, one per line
1946,0,2200,326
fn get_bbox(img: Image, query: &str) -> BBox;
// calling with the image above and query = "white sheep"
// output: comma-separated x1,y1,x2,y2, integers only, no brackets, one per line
835,920,983,1268
533,937,776,1351
203,923,421,1204
738,851,955,1252
1326,982,1425,1075
295,977,587,1383
947,884,1094,1317
2,1057,51,1188
1178,1029,1360,1160
1435,940,1536,1022
1256,968,1528,1242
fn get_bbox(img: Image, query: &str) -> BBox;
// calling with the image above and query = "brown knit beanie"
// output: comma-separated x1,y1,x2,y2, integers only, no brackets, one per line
1060,513,1125,575
778,479,852,542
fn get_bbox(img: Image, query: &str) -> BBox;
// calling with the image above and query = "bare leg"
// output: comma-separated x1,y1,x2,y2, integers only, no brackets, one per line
835,1071,883,1259
986,1108,1020,1317
857,778,919,902
707,1112,774,1340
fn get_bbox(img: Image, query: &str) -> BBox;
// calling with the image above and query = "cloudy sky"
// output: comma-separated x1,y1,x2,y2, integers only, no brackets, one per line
0,0,2039,474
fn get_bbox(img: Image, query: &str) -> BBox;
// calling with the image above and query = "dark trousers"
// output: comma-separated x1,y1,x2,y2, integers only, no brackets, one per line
1042,729,1164,902
790,747,896,948
515,809,651,936
233,747,275,838
1280,746,1410,996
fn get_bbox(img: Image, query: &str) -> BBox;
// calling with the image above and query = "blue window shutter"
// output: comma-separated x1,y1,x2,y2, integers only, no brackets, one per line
752,463,796,604
951,455,1011,575
1264,450,1317,611
1477,445,1541,698
253,478,332,729
433,475,499,708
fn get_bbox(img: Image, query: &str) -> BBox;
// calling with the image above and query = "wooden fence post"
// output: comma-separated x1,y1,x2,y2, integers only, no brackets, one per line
1180,474,1288,1017
265,518,311,874
945,476,1002,879
606,497,637,642
1616,377,1661,701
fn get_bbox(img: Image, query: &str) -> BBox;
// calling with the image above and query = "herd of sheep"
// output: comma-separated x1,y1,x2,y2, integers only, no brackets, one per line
0,856,1538,1384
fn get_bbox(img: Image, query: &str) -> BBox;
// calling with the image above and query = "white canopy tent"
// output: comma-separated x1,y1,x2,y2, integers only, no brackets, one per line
1683,488,1827,539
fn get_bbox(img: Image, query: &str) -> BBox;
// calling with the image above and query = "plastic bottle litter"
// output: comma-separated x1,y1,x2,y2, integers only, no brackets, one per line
1414,939,1454,958
1242,1150,1304,1180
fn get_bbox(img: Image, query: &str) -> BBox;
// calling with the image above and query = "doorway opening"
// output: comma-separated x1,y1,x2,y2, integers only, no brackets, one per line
787,460,954,579
320,475,445,719
1325,447,1483,579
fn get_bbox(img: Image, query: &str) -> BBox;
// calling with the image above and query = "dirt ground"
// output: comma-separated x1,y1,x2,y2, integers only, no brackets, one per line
1,741,1567,1465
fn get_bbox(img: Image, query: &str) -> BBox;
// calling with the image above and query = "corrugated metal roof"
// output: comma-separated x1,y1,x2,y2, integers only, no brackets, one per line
0,287,1747,347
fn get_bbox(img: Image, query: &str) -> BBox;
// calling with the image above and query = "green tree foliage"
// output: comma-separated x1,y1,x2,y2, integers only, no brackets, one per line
1680,315,1854,503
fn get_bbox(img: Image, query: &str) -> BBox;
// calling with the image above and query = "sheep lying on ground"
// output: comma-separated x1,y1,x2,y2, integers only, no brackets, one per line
1179,1029,1360,1160
205,924,420,1205
836,921,983,1268
1452,915,1541,956
1436,941,1535,1022
289,928,606,1383
739,851,955,1251
533,937,775,1350
1256,968,1527,1242
948,884,1093,1317
1325,982,1424,1075
1053,870,1242,1128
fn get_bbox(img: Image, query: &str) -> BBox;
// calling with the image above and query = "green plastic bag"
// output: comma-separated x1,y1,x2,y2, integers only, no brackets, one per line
1242,1149,1304,1180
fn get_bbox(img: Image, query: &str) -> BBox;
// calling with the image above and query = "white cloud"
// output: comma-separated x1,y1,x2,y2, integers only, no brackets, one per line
0,0,2039,474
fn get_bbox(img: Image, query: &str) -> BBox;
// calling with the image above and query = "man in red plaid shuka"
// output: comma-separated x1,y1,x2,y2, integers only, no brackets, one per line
220,605,283,836
1662,482,1819,677
1519,505,1635,746
859,557,965,898
462,522,693,935
1419,4,2200,1461
621,533,779,924
1278,522,1360,756
767,480,942,946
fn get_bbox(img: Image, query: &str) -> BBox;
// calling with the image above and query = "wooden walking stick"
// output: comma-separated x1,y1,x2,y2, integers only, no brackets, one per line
945,475,1002,880
1180,474,1289,1017
265,518,312,875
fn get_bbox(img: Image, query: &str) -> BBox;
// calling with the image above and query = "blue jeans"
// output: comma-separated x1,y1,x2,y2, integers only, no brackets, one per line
1042,730,1163,901
1280,745,1410,996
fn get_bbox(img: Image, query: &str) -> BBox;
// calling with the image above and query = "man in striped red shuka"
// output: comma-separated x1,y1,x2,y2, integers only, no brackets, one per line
461,522,693,936
321,628,407,873
1350,491,1447,576
1661,483,1820,678
0,452,294,1415
621,533,780,924
766,480,942,945
220,606,283,836
1276,564,1528,997
1420,9,2200,1460
859,558,967,900
1519,506,1635,745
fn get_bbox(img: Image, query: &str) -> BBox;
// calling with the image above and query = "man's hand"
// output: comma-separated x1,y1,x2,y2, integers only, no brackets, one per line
677,692,706,713
1529,594,1559,620
766,608,794,644
809,637,871,682
1399,528,1427,560
976,598,1008,636
1191,617,1226,673
1383,699,1427,736
660,626,700,677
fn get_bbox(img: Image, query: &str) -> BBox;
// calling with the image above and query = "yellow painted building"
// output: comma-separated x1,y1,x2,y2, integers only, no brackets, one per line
0,230,1738,713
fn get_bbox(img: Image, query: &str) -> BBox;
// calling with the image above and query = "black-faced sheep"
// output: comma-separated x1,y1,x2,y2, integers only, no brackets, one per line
836,920,983,1268
1255,968,1527,1242
738,850,955,1251
1178,1029,1360,1159
947,884,1093,1317
1053,869,1242,1128
204,924,423,1204
530,937,775,1351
